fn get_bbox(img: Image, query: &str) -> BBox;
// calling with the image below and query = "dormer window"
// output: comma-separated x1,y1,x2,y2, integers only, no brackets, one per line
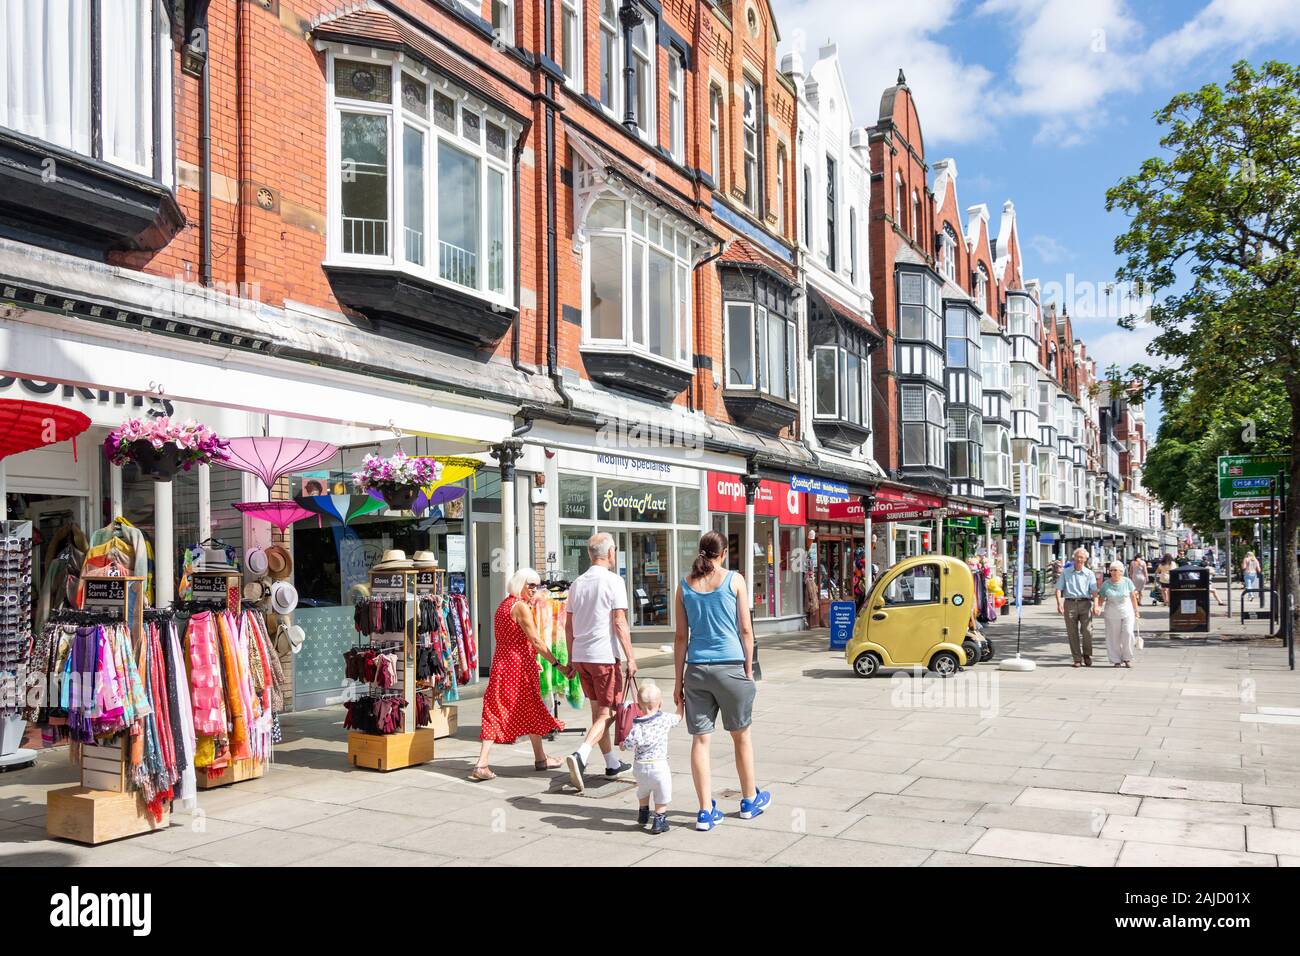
940,226,957,282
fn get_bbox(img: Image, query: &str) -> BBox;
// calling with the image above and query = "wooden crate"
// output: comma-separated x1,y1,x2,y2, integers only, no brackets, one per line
195,758,266,790
46,786,169,845
347,729,434,772
80,741,128,792
431,704,458,739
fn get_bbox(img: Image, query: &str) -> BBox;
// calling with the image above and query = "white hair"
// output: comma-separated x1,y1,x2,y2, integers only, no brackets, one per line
637,680,662,707
506,567,541,597
1108,561,1126,573
588,531,616,562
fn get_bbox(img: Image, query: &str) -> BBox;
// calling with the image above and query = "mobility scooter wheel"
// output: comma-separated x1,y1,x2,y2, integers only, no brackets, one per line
853,652,882,677
930,651,959,677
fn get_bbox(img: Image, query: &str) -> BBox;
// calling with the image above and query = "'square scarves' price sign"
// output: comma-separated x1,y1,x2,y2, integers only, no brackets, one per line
84,578,126,604
190,574,230,601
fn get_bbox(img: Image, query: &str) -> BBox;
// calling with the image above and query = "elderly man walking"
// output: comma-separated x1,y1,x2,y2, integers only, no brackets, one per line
563,532,637,792
1056,547,1099,667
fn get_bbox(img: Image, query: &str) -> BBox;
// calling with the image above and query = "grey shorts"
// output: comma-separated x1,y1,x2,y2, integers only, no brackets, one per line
684,662,755,735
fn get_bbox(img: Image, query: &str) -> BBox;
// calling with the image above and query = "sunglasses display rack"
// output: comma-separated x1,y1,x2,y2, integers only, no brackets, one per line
189,570,269,790
416,567,458,739
347,569,435,771
46,576,172,846
0,521,35,770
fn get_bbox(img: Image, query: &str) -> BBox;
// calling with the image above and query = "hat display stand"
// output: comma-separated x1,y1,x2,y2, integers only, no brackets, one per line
347,569,435,771
46,577,171,845
189,570,268,790
416,567,458,739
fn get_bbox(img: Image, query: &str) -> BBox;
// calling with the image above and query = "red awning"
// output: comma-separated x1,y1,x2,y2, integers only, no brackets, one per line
0,399,91,461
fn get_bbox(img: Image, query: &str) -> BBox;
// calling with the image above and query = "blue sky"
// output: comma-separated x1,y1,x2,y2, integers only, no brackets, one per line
773,0,1300,426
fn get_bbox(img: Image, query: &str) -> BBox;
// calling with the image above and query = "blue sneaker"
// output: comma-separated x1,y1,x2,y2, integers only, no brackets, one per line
739,788,771,820
695,801,724,831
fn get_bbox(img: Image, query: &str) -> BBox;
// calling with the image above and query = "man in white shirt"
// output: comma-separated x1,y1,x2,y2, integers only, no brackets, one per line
563,532,637,792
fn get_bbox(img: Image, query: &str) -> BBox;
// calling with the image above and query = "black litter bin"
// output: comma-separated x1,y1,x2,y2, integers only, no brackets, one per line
1168,566,1210,633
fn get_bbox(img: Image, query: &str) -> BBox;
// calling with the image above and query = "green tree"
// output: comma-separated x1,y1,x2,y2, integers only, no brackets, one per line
1106,60,1300,638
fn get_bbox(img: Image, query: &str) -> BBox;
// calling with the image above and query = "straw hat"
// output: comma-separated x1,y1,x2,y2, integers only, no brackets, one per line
412,550,438,568
265,544,293,580
198,547,237,572
372,549,413,570
242,579,270,603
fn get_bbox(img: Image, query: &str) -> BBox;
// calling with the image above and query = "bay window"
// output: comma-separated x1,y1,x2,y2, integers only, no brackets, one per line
948,411,982,480
813,345,869,426
329,51,516,305
982,425,1011,489
902,385,945,469
742,78,762,214
0,0,172,180
727,304,796,401
582,194,696,367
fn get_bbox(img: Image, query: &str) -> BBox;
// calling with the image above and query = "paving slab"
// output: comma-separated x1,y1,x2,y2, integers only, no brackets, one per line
969,827,1122,866
1100,816,1245,851
1119,775,1243,804
1115,842,1276,867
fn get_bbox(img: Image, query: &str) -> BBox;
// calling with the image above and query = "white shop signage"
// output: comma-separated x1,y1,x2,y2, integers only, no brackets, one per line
561,449,700,486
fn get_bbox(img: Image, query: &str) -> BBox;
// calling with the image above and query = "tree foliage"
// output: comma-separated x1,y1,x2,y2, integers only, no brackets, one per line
1107,60,1300,635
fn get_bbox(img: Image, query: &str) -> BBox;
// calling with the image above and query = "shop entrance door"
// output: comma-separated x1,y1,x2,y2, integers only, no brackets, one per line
14,494,89,620
626,529,670,627
475,521,503,670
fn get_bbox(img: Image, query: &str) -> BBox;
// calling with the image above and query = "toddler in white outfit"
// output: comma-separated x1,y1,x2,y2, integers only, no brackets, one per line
620,681,680,834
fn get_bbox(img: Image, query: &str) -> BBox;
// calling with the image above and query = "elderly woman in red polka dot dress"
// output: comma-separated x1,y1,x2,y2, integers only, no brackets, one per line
469,568,568,781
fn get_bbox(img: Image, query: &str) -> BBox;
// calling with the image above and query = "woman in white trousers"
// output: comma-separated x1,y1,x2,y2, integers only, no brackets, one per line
1095,561,1140,667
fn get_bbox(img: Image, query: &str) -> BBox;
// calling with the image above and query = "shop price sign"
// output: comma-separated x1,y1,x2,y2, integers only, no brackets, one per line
1218,454,1288,501
83,579,126,604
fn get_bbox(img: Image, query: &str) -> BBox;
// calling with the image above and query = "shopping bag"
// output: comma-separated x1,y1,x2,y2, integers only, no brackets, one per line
614,675,639,746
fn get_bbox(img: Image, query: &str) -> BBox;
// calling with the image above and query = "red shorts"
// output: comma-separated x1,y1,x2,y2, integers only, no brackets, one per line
575,662,623,710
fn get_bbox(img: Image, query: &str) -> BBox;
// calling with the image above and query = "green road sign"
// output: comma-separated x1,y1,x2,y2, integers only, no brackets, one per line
1217,454,1288,501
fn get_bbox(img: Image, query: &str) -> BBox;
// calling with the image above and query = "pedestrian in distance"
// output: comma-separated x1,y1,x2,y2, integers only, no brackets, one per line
673,530,770,831
1156,554,1176,606
1128,554,1149,606
563,532,635,793
1056,547,1100,667
1096,561,1140,668
1242,551,1262,603
470,568,565,782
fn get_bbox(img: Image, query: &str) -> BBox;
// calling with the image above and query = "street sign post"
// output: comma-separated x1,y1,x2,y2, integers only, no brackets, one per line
1218,454,1288,500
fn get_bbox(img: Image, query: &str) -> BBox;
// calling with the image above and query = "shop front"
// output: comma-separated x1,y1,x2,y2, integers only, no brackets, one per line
869,487,945,569
0,309,519,717
707,471,806,633
807,494,867,614
553,450,704,635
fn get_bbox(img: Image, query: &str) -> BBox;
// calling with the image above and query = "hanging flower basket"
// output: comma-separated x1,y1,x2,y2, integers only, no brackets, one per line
352,452,442,512
104,417,229,482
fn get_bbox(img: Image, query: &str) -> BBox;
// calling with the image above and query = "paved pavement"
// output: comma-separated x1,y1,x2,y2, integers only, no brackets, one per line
2,597,1298,867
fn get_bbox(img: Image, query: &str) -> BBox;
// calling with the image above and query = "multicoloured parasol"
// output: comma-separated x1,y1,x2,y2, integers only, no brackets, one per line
232,500,317,531
221,437,338,491
0,399,91,461
294,494,388,526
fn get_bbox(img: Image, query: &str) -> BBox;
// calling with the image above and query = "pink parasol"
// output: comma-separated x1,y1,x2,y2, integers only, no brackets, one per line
232,500,317,531
220,437,338,491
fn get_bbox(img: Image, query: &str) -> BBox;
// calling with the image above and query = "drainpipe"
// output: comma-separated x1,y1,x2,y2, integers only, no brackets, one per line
199,22,212,287
544,0,572,409
619,3,643,134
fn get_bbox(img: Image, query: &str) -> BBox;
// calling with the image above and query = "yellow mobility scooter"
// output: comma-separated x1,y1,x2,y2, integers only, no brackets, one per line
845,554,977,677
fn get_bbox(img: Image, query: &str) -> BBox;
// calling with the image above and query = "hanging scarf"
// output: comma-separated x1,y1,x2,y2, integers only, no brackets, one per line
167,620,198,809
216,611,252,762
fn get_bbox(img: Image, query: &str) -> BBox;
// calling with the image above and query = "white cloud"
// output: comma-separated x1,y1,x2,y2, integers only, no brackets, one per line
1147,0,1300,67
775,0,996,144
1027,233,1071,264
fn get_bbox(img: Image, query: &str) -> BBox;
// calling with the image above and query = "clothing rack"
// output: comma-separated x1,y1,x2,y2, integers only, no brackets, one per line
0,520,35,769
46,576,171,845
346,569,435,771
182,571,270,790
415,567,460,738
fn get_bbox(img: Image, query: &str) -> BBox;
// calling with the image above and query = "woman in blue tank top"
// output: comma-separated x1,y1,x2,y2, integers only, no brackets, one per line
673,531,770,831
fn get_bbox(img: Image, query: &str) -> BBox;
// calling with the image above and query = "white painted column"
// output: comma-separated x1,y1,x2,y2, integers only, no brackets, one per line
197,463,212,542
154,480,174,607
110,464,123,518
